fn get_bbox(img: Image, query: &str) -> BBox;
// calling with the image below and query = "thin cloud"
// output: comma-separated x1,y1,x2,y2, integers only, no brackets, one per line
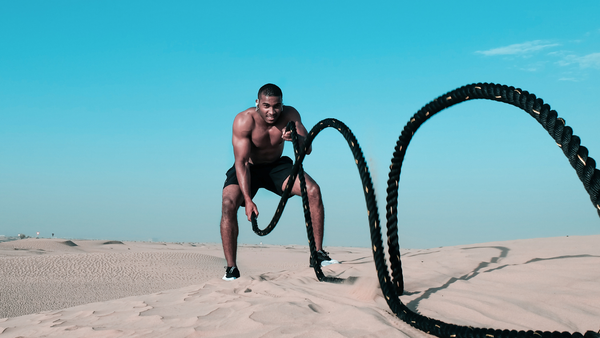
557,52,600,69
476,35,599,81
517,60,548,72
476,40,560,56
577,52,600,69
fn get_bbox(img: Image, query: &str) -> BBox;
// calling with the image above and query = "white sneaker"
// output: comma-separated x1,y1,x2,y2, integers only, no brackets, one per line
310,250,339,267
222,266,240,281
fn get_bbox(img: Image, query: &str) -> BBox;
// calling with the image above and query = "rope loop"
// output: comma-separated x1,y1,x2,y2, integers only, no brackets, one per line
250,82,600,337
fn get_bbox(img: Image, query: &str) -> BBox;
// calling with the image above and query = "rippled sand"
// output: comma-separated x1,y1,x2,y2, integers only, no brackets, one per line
0,240,229,318
1,236,599,337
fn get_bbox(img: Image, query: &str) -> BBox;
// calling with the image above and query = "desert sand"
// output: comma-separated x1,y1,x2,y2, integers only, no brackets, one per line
1,235,599,337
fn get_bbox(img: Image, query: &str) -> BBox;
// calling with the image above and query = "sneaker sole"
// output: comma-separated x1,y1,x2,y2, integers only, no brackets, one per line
320,260,340,267
222,275,238,281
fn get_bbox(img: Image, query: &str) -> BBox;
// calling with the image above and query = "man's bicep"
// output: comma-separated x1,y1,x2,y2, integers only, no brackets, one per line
232,133,252,163
289,108,309,136
295,120,309,137
232,113,253,163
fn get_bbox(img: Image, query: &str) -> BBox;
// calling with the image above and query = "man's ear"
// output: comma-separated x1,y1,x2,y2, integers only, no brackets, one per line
255,100,259,108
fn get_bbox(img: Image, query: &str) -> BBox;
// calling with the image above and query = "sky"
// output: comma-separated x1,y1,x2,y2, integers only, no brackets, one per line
1,1,599,249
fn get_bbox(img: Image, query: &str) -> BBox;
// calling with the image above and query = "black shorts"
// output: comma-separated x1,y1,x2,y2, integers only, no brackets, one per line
223,156,294,203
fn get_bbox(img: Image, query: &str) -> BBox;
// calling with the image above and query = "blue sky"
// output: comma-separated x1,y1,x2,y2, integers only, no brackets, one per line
1,1,599,249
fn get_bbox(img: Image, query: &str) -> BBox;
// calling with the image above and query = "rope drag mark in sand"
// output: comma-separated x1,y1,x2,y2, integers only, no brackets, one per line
251,82,600,338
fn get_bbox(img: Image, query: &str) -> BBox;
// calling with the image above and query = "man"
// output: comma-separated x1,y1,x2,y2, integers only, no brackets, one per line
220,83,338,280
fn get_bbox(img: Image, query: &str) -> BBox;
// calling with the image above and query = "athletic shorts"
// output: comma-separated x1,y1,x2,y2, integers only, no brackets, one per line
223,156,294,204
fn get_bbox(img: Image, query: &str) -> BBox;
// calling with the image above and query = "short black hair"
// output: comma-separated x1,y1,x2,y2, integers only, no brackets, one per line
257,83,283,100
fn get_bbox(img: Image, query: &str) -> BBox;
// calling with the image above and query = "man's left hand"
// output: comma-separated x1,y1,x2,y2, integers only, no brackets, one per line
281,128,293,141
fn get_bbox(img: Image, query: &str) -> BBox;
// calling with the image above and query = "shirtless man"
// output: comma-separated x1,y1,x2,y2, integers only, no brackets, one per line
220,83,338,280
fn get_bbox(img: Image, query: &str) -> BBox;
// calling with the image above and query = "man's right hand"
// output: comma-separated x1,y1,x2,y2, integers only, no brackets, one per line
245,200,259,221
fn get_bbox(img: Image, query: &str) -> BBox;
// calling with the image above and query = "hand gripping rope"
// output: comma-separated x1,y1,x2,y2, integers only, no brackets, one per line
251,82,600,338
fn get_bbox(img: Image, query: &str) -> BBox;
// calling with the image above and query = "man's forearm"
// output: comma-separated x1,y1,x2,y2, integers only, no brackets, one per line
235,162,253,204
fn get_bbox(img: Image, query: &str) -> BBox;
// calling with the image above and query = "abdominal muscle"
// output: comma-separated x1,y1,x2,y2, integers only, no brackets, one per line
249,143,285,164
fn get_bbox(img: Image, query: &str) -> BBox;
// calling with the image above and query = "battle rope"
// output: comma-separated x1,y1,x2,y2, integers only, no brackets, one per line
251,82,600,338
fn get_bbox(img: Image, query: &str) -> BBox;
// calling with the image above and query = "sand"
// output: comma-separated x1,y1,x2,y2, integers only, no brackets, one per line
1,235,599,337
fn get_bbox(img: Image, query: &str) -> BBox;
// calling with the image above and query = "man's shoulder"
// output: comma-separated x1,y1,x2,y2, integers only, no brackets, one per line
284,105,299,114
234,108,257,123
233,108,256,134
282,105,300,120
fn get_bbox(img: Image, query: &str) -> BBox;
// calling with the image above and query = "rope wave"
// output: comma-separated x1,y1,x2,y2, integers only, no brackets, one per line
251,82,600,338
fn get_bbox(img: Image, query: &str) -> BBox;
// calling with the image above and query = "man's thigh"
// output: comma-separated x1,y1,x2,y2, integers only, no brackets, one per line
283,172,318,196
264,156,293,195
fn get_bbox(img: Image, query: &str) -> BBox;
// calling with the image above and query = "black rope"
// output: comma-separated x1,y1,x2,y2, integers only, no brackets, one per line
250,82,600,338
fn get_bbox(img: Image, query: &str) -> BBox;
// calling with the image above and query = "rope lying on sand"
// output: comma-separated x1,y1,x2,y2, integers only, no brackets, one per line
252,82,600,338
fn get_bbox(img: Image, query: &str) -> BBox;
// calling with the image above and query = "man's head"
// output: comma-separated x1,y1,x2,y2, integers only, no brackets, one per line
256,83,283,125
257,83,283,101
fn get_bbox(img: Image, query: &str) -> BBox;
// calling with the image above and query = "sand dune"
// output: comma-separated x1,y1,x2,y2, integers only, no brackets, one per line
1,235,599,337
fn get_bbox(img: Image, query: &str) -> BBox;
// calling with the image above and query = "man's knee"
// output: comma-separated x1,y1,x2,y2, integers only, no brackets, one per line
222,193,241,216
306,181,322,200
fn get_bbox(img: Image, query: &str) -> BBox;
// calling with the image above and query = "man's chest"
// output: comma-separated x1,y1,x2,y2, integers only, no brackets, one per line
251,126,284,149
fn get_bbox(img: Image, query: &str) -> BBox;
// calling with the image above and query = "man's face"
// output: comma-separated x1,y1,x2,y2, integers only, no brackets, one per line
256,94,283,125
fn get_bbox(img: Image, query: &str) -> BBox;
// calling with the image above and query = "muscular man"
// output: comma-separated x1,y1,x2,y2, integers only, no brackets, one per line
220,83,338,280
